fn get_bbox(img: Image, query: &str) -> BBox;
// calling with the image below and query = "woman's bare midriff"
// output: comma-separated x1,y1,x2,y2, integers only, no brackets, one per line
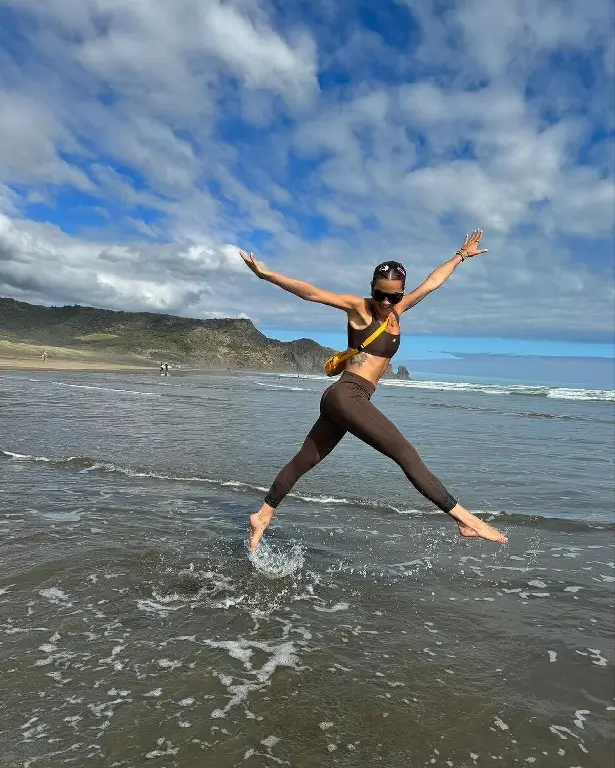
344,300,400,386
343,353,391,385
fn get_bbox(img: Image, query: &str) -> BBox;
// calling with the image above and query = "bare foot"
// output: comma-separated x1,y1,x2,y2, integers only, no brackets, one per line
448,504,508,544
457,523,479,538
248,505,274,551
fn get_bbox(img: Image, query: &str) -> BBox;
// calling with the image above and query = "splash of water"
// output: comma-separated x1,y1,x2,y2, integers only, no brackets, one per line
247,540,305,579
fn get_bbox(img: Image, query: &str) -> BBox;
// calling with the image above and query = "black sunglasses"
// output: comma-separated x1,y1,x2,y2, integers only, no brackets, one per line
372,288,404,305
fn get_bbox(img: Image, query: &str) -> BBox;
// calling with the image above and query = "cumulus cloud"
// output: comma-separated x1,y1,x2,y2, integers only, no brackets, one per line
0,214,250,315
0,0,612,341
0,93,94,189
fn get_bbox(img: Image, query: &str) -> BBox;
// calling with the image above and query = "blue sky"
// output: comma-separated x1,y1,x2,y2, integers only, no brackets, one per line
0,0,613,354
263,330,615,361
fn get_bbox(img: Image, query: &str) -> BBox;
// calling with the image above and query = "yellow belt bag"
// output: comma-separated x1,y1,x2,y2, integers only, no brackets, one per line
324,319,388,377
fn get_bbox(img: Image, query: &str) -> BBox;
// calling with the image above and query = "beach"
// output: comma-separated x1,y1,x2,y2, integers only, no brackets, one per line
0,359,152,372
1,369,613,767
0,340,153,373
0,343,278,376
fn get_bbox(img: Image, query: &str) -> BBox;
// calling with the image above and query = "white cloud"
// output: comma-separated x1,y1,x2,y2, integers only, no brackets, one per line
0,214,248,315
0,0,612,341
202,2,317,101
9,0,318,110
0,93,93,189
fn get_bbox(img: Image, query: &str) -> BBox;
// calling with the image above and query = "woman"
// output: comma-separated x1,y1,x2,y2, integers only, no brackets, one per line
240,230,507,550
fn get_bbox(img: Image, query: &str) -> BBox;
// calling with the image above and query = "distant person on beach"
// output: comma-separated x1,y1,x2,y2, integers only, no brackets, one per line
160,362,165,375
240,231,508,550
164,363,169,375
41,352,48,362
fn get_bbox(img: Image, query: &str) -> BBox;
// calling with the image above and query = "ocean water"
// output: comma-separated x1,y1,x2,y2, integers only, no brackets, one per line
0,370,613,767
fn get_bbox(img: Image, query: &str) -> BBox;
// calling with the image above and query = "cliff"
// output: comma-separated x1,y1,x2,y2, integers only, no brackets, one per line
0,297,334,374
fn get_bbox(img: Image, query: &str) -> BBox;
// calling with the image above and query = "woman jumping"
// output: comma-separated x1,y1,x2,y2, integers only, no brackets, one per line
240,230,507,550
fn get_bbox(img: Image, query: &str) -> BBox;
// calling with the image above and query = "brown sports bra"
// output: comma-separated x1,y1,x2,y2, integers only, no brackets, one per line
347,304,401,359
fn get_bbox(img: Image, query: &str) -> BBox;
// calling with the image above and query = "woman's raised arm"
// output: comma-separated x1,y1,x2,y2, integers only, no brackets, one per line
239,250,363,312
397,230,488,314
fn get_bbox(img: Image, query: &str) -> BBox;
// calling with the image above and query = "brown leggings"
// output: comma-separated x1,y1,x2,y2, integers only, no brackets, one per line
264,371,457,513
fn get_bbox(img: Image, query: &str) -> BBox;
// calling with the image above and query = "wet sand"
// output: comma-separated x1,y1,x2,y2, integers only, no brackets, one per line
0,358,153,372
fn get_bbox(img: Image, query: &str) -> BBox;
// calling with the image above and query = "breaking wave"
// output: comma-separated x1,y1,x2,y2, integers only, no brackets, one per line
275,374,614,402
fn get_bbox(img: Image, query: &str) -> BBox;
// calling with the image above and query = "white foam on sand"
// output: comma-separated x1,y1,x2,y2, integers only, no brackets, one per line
573,710,590,729
136,599,187,616
39,587,71,605
205,638,300,719
493,717,509,731
42,510,82,522
314,602,350,613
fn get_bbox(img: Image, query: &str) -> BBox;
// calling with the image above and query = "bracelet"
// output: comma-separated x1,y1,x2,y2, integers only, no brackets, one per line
456,250,467,262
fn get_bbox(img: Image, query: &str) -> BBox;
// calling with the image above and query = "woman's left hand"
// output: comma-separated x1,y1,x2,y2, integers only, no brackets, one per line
458,229,488,258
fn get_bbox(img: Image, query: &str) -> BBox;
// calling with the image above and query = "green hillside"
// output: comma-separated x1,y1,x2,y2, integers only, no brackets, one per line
0,297,334,373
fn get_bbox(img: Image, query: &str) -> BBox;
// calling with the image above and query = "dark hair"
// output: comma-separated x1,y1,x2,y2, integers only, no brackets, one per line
371,260,406,288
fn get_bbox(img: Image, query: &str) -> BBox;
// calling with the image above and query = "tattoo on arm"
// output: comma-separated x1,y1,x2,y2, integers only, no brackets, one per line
349,352,368,367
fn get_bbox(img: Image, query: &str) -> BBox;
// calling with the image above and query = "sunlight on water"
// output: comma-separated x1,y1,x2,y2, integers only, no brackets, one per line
247,540,305,579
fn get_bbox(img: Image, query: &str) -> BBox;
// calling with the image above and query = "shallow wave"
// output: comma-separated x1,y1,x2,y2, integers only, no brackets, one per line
4,378,162,397
0,448,489,519
274,373,614,402
420,401,604,422
255,382,312,392
276,373,328,381
3,448,612,531
381,379,614,402
52,382,161,396
546,387,614,402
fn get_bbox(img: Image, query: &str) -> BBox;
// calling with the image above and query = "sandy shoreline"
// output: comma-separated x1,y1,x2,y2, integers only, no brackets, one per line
0,340,156,373
0,342,304,376
0,359,155,372
0,358,279,375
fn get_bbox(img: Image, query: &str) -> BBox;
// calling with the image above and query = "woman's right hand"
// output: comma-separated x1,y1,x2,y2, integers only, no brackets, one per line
239,250,268,279
457,230,488,259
